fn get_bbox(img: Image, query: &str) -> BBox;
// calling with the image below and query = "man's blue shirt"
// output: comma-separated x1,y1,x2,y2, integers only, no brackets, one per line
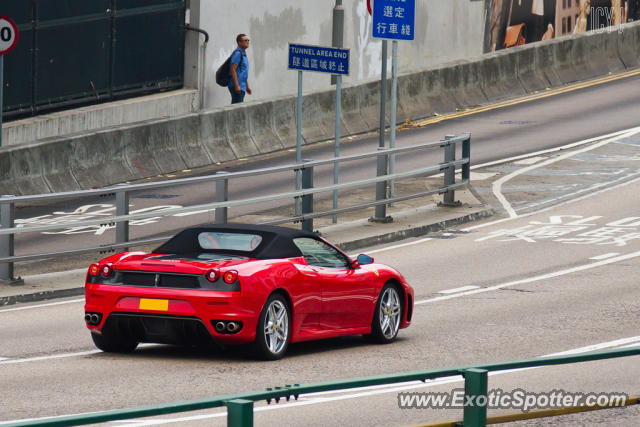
229,48,248,91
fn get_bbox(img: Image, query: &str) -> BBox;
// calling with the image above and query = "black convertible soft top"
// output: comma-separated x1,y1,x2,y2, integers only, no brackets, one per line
153,224,319,259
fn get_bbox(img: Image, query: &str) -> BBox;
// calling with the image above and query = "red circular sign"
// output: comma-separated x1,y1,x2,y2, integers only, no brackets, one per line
0,15,19,55
367,0,372,16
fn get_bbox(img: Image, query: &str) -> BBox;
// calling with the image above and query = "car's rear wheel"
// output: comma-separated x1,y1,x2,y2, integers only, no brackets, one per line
253,294,290,360
91,331,138,353
368,284,402,344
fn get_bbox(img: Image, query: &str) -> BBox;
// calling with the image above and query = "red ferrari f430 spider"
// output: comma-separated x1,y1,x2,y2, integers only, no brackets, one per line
84,224,414,359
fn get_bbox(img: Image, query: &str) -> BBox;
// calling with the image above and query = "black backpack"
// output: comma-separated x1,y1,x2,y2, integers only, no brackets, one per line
215,49,243,87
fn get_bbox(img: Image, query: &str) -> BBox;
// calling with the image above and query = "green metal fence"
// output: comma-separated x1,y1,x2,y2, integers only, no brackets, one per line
4,346,639,427
2,0,185,119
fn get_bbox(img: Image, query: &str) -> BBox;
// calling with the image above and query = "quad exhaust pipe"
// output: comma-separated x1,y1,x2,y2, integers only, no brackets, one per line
212,320,242,334
226,322,239,333
84,312,102,326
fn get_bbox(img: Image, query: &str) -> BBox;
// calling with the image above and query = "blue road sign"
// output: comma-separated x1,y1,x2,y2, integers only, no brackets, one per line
372,0,415,41
288,43,349,75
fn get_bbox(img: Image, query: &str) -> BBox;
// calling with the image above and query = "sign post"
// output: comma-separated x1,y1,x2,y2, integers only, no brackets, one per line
371,0,415,202
0,16,19,148
288,43,349,218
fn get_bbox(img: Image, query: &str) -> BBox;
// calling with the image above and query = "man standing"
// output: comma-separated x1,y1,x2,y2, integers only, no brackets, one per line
229,34,252,104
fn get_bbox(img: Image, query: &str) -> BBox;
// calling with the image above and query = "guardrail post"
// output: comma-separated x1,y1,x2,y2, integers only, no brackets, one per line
0,196,23,285
440,135,461,207
462,368,488,427
215,172,229,224
226,399,253,427
370,148,392,223
115,185,129,251
462,134,471,182
301,160,314,232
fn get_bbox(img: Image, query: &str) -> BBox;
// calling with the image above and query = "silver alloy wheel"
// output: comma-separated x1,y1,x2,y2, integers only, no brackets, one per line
379,287,401,339
263,299,289,354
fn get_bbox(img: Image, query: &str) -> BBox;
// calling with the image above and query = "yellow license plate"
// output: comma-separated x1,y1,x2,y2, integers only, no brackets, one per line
139,298,169,311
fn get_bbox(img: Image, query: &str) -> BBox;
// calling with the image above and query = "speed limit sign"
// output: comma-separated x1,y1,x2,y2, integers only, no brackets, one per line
0,15,18,55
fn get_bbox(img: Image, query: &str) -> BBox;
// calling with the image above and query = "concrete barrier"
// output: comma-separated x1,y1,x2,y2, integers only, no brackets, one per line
301,90,337,144
443,60,488,109
173,114,215,169
358,81,384,132
2,22,640,195
618,22,640,68
341,85,373,135
270,97,298,149
71,130,137,189
480,50,527,102
515,44,552,92
247,101,284,154
198,110,237,163
223,107,261,158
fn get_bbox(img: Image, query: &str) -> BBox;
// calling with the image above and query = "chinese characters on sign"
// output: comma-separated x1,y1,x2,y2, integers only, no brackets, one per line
288,44,350,75
372,0,415,41
476,215,640,247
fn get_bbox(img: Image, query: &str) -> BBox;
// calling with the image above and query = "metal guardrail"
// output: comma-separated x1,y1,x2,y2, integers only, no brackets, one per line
5,346,639,427
0,133,471,281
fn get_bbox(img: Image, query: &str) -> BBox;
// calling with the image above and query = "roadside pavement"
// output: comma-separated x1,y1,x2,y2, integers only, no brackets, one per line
0,181,492,307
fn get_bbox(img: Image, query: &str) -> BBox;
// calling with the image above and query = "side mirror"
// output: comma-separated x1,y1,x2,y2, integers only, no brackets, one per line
356,254,374,265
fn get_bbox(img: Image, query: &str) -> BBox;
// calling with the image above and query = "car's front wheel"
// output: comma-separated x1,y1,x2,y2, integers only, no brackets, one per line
369,284,402,343
91,331,138,353
253,294,290,360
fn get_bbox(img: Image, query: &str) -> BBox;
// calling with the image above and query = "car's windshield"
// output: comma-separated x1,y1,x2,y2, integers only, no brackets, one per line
197,232,263,252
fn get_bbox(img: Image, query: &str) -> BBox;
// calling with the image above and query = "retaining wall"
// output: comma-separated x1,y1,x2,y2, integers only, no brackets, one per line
1,23,639,195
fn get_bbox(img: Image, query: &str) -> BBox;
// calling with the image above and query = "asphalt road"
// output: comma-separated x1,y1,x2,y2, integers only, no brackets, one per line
9,73,640,272
2,131,640,425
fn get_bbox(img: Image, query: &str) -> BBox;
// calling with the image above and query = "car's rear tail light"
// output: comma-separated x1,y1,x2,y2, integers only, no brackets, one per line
101,263,113,278
205,269,219,282
88,264,100,276
223,270,238,284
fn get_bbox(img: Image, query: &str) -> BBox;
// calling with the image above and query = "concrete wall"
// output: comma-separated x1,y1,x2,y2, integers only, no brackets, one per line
2,21,639,196
202,0,487,108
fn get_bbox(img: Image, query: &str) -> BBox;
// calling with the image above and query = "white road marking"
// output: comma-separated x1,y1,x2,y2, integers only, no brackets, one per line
0,344,157,366
513,156,547,165
589,253,620,260
492,128,640,219
469,126,640,170
0,357,9,361
438,286,480,294
0,298,84,313
415,249,640,305
0,350,102,365
360,237,433,256
464,170,640,233
544,336,640,356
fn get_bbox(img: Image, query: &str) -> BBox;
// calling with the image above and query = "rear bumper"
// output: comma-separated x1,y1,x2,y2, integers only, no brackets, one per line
85,283,262,345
